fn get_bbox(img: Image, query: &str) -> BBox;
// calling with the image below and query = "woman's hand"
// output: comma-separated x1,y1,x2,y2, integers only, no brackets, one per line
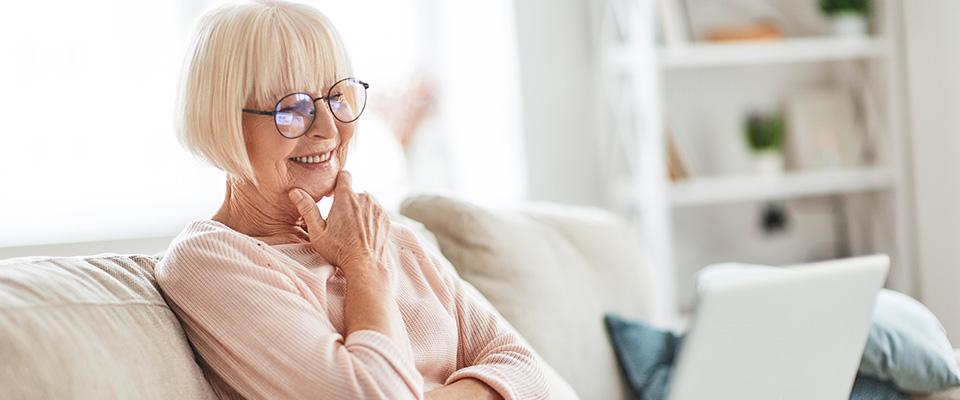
288,171,408,344
288,170,391,273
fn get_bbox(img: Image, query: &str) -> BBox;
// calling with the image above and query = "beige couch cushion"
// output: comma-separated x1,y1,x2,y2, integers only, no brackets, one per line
391,206,580,399
402,194,660,400
0,254,217,400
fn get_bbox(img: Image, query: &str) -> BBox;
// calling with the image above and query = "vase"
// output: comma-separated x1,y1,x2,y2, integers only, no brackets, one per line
753,151,785,176
829,13,868,37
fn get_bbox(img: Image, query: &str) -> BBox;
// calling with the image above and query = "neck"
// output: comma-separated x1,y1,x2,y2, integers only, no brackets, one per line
213,177,309,245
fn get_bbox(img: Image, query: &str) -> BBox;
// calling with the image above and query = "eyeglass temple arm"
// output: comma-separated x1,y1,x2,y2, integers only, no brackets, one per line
314,81,370,102
241,109,275,116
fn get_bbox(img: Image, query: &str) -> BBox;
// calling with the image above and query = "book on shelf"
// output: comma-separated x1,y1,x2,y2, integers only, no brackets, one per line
666,128,696,181
655,0,692,47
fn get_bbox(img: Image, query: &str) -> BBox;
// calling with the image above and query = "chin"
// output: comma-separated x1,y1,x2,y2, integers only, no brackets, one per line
307,183,336,201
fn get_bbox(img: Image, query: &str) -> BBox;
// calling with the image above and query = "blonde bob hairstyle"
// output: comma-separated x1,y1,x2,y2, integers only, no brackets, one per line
176,0,353,184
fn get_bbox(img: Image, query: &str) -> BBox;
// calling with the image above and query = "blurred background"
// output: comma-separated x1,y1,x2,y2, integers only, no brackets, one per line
1,0,958,341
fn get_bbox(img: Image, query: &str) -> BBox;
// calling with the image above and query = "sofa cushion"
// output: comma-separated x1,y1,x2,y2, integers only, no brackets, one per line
0,254,217,400
401,194,660,400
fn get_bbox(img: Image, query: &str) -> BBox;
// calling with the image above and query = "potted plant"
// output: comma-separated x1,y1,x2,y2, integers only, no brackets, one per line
819,0,871,36
744,111,786,175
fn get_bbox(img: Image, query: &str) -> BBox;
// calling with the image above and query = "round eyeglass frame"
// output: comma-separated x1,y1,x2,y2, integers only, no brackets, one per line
242,77,369,139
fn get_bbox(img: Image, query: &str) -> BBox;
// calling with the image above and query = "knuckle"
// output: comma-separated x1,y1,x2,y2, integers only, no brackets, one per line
298,201,313,213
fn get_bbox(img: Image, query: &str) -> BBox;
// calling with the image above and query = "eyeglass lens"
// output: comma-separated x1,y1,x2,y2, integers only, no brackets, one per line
273,78,367,138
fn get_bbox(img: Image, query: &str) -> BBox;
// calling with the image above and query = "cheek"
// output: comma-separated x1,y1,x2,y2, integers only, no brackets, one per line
243,119,294,179
337,123,356,163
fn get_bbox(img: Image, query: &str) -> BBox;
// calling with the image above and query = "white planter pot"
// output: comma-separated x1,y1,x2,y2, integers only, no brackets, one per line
753,151,785,176
829,13,868,37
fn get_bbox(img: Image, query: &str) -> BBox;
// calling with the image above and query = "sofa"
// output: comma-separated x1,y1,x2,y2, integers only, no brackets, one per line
1,194,958,399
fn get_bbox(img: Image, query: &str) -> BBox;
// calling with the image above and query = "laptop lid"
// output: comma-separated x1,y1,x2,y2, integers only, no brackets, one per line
666,254,890,400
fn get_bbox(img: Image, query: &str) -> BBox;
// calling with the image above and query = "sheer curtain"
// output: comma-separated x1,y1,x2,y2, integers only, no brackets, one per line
0,0,526,247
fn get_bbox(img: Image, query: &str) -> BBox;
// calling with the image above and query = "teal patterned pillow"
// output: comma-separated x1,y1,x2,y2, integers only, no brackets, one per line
603,314,677,400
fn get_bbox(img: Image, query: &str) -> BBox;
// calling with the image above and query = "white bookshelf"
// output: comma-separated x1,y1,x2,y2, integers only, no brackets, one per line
669,167,896,207
659,36,891,69
594,0,913,316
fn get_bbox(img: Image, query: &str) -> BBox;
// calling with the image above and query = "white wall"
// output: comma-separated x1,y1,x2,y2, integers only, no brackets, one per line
513,0,603,207
433,1,529,205
902,2,960,345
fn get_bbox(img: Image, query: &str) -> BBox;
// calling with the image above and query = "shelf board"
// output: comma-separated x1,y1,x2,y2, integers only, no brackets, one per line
659,36,891,70
669,167,895,207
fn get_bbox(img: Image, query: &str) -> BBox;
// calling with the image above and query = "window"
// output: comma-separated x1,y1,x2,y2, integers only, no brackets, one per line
0,0,526,247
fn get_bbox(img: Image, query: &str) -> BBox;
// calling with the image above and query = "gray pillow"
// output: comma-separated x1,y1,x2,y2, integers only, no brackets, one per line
862,289,960,393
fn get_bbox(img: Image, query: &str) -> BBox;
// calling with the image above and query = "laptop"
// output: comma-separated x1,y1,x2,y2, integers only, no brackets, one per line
666,254,890,400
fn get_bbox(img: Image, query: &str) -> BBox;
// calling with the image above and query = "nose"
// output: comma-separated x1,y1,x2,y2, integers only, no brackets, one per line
305,101,338,139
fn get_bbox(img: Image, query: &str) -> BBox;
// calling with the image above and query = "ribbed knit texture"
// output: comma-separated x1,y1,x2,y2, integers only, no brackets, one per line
155,219,547,400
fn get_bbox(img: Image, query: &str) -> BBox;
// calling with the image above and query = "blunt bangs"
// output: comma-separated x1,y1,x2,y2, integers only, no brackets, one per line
245,2,354,111
176,1,353,183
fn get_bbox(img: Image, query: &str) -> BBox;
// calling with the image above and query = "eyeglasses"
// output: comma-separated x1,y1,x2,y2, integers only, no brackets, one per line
242,78,369,139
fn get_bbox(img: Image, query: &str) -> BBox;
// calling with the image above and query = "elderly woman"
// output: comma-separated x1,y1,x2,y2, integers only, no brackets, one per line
155,1,548,399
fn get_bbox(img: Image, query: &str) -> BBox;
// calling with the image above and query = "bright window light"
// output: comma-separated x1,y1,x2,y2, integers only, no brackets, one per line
0,0,527,247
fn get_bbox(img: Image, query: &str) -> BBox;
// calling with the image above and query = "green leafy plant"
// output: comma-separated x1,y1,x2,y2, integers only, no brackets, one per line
744,112,786,153
819,0,871,16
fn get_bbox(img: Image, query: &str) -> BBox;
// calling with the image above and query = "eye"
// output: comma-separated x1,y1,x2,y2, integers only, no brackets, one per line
290,102,315,115
327,93,344,103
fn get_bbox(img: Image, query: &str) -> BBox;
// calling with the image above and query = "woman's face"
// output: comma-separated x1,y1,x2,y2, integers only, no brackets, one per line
241,95,355,202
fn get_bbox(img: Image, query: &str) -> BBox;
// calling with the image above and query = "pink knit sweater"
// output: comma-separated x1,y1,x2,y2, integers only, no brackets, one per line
156,219,547,400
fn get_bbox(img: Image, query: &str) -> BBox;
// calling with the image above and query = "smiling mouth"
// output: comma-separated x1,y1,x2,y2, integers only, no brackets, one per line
291,151,333,164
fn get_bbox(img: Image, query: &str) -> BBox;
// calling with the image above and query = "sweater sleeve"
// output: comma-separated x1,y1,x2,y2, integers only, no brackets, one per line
155,224,424,400
396,228,549,400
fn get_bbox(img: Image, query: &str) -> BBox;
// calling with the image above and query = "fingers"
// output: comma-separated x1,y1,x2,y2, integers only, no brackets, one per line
325,169,384,226
334,170,354,196
329,170,357,216
288,188,326,231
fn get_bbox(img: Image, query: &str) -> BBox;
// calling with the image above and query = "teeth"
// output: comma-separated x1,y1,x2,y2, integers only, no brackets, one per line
293,152,332,164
